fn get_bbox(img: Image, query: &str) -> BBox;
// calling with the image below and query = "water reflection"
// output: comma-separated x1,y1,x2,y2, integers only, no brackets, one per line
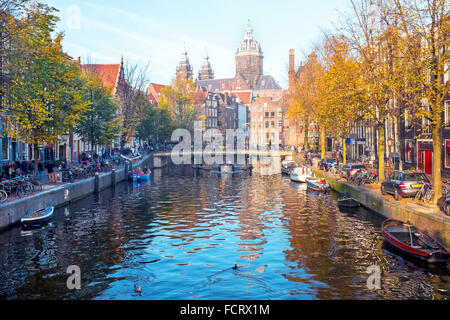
0,165,448,300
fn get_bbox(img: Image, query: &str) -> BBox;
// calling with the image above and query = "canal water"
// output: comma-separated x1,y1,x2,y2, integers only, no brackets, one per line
0,165,449,300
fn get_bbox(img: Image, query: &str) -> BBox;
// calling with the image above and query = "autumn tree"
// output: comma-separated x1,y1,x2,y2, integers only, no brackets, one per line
317,35,367,164
1,3,89,181
393,0,449,205
288,52,323,152
159,78,198,132
136,103,173,144
341,0,404,184
118,61,151,150
75,70,122,152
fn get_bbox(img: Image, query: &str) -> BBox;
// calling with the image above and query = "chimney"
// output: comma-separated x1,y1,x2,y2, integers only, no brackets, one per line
289,49,295,94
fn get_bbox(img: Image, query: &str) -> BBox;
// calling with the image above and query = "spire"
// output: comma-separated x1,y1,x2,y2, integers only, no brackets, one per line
198,47,214,80
176,45,193,81
245,20,254,40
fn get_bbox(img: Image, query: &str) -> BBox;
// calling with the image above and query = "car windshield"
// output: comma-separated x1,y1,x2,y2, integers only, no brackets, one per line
404,173,428,182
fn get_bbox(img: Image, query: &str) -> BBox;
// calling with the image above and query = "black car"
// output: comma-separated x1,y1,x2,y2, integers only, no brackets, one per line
341,164,367,179
381,170,429,200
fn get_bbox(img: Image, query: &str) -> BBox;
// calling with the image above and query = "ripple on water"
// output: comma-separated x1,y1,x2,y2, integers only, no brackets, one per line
0,170,448,300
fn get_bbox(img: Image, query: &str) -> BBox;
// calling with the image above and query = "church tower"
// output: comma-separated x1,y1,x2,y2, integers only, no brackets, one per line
198,51,214,80
235,22,264,90
176,47,194,81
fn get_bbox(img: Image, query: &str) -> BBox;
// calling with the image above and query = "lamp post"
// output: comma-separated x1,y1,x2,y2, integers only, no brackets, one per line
388,138,393,176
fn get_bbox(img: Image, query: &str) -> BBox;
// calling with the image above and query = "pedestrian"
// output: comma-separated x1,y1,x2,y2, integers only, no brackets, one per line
46,161,55,183
38,161,43,180
21,159,28,176
5,162,11,179
11,161,17,177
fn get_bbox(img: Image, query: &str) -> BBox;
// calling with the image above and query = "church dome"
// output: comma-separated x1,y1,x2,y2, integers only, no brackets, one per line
236,25,263,56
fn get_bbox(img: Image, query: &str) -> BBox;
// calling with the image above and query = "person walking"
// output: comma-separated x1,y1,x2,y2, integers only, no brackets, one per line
5,162,11,179
38,161,43,181
21,159,28,176
46,161,55,183
11,161,17,177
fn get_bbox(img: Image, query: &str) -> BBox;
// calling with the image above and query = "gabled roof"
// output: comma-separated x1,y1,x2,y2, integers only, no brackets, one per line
231,91,252,105
147,83,167,105
149,83,166,95
81,64,121,92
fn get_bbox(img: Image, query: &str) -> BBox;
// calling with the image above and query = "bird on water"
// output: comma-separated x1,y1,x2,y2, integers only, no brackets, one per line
134,284,142,295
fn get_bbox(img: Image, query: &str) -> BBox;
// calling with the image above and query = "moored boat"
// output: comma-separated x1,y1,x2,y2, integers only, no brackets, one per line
290,166,310,183
281,160,299,175
21,206,54,225
337,192,360,208
305,177,330,192
381,219,449,263
130,170,151,181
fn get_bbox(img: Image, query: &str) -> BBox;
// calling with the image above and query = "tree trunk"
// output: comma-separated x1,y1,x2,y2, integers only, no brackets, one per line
303,119,309,150
343,137,347,165
431,120,442,206
321,128,325,159
377,122,386,186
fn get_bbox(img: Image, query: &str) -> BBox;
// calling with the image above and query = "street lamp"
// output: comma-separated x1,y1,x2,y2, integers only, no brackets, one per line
388,138,393,176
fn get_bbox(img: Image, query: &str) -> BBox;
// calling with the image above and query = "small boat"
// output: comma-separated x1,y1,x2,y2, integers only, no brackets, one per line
290,166,311,183
220,163,234,173
382,219,449,263
337,192,360,208
21,206,54,225
305,177,330,192
281,160,299,175
130,170,151,181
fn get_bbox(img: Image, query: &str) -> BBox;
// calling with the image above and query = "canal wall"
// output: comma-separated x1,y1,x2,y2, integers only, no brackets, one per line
313,169,450,250
0,154,153,231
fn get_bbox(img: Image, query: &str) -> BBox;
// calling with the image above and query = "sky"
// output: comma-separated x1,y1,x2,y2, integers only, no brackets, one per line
41,0,350,89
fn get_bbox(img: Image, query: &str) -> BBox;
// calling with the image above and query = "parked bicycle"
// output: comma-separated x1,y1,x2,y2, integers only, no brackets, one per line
443,181,450,216
414,182,433,204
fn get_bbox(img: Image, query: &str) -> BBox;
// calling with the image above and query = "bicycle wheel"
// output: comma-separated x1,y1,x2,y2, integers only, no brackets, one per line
0,190,7,202
424,190,433,204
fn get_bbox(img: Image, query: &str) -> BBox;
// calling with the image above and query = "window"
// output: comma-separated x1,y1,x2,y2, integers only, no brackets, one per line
271,121,275,128
271,112,275,117
265,121,269,128
422,105,431,133
265,112,269,117
445,60,450,83
445,101,450,126
1,136,8,160
404,108,412,129
446,140,450,168
405,139,414,163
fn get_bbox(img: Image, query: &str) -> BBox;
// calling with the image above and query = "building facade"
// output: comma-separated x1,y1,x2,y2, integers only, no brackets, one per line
249,96,283,149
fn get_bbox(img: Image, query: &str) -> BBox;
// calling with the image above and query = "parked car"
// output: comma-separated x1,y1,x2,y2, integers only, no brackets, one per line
319,158,336,171
381,170,430,201
341,164,367,179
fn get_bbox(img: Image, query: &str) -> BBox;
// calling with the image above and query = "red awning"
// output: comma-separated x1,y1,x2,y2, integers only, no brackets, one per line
446,141,450,154
45,145,54,149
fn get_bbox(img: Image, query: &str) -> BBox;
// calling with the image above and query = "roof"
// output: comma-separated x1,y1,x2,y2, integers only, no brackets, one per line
196,78,235,91
147,83,167,105
255,75,282,90
149,83,166,94
231,91,252,105
196,75,281,92
81,64,121,91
